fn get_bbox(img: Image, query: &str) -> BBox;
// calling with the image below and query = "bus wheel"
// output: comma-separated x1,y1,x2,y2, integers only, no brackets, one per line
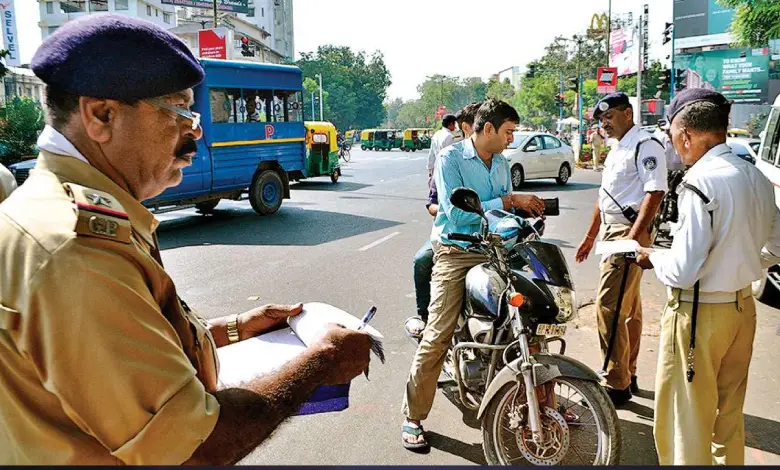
250,170,284,216
195,199,220,214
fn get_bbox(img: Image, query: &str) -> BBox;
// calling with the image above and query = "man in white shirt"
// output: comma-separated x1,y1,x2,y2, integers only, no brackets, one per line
0,163,17,203
575,92,668,406
426,114,457,177
636,89,780,465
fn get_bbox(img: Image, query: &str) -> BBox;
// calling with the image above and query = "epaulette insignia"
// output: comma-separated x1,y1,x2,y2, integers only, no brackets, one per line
63,183,132,244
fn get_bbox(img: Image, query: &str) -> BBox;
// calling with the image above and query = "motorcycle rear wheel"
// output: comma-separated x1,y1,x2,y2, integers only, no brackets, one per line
482,377,620,466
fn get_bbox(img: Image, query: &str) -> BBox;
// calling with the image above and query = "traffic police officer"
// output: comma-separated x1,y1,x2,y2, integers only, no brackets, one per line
0,14,371,465
576,92,668,405
636,88,780,465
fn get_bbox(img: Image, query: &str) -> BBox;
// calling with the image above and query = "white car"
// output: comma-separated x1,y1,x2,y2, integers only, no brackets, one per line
726,137,761,165
502,132,575,189
753,94,780,301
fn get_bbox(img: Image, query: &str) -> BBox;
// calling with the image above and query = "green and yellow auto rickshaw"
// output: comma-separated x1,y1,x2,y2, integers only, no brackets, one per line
400,128,431,152
360,129,375,150
371,129,398,151
390,129,403,150
304,121,341,183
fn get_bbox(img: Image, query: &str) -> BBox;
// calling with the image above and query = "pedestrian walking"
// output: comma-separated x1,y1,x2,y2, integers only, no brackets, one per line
0,14,372,465
635,89,780,465
575,92,668,406
426,114,456,178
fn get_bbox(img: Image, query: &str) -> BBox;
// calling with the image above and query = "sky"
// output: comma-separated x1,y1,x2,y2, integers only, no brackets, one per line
6,0,673,101
293,0,673,101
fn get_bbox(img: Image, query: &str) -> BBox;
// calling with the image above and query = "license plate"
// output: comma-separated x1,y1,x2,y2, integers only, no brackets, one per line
536,324,567,336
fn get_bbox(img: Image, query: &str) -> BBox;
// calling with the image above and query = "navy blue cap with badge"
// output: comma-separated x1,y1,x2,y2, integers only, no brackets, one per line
666,88,731,125
593,92,631,120
31,14,204,101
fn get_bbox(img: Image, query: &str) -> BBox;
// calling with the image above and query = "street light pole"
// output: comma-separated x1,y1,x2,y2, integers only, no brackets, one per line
212,0,218,28
311,92,315,120
606,0,612,67
315,73,323,121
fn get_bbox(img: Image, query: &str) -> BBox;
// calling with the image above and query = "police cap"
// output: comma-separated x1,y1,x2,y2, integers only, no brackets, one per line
667,88,731,125
593,92,631,120
31,14,204,101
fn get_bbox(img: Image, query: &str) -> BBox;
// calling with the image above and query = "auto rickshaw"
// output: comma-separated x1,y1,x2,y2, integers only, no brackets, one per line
304,121,341,183
400,128,430,152
360,129,376,150
372,129,391,151
391,129,403,150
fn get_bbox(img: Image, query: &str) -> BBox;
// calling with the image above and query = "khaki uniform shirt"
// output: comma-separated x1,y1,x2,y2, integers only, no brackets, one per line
0,150,220,465
0,162,17,203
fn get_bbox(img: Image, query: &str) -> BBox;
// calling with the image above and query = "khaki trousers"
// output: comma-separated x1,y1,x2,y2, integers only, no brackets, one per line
597,224,649,390
654,288,756,465
402,244,485,420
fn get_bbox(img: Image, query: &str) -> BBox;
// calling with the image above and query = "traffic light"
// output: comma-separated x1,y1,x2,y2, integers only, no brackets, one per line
554,93,565,107
526,64,536,79
657,69,671,92
675,69,688,90
240,36,253,57
662,22,673,45
566,76,579,92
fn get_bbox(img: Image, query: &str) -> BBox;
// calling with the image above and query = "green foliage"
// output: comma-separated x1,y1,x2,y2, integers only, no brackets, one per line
296,46,391,130
0,49,8,80
718,0,780,47
388,75,488,130
0,97,44,165
486,78,516,101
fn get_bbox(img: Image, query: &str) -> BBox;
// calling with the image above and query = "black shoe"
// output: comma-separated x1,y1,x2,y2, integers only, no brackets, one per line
604,386,632,406
630,376,640,394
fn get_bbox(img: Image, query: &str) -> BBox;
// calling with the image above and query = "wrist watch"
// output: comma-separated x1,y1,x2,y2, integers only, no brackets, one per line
226,313,240,343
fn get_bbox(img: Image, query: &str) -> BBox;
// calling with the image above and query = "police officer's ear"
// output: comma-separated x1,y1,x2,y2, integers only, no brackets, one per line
79,96,120,144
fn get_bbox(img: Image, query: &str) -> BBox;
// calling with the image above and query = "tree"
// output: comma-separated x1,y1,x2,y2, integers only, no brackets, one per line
384,97,403,127
302,77,330,121
0,49,8,80
395,99,430,129
486,78,515,101
0,97,45,165
296,46,391,130
718,0,780,47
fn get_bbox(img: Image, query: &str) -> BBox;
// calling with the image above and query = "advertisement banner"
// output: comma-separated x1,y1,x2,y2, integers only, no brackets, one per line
676,48,770,104
198,28,228,60
162,0,248,14
597,67,618,94
673,0,736,48
0,0,21,67
609,25,640,77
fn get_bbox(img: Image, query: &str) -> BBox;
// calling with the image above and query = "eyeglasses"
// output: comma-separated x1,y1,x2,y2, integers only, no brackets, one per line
144,98,201,131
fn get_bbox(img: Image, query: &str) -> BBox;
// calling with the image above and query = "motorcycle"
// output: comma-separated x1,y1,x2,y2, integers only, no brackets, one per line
438,187,621,465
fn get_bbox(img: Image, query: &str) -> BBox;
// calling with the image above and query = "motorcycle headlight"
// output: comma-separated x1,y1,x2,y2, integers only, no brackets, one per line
548,285,577,322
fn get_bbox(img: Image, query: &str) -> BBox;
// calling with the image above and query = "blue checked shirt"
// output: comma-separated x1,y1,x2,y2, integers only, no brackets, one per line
431,137,512,248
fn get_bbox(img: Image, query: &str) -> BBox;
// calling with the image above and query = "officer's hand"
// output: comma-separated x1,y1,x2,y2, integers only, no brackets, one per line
635,247,654,270
575,236,595,263
240,303,304,338
512,194,545,217
313,324,372,385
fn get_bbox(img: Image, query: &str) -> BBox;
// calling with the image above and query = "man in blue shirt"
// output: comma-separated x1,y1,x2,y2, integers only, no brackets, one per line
401,100,544,450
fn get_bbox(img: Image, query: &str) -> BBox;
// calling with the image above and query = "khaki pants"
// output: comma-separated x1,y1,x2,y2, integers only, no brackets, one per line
402,244,485,420
597,224,649,390
654,288,756,465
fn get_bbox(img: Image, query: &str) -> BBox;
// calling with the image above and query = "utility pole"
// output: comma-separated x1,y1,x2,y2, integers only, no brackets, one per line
670,25,676,99
606,0,612,68
636,11,644,125
559,71,564,124
212,0,218,28
311,92,315,120
315,73,323,121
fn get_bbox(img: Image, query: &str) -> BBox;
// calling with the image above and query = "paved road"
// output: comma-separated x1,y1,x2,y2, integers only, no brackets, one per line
157,147,780,465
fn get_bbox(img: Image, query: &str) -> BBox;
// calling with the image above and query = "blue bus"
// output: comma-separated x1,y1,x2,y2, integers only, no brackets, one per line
145,58,307,216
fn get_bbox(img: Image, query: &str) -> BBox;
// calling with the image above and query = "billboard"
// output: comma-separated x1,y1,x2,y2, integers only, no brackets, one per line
609,25,640,76
161,0,248,14
673,0,736,48
0,0,20,67
198,28,229,59
677,48,771,104
597,67,618,94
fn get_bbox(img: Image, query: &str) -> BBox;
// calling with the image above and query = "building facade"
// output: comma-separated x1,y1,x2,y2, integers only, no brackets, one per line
1,67,46,106
235,0,293,61
38,0,176,38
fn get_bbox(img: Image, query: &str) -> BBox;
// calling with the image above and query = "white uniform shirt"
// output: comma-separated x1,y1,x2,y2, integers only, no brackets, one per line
0,163,16,203
649,143,780,293
653,128,684,171
599,126,668,223
426,127,454,171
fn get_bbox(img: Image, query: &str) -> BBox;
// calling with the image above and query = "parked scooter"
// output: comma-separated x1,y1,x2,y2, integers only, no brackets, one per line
436,187,621,465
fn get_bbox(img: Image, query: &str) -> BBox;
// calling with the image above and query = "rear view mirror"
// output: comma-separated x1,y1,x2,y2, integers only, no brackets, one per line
450,187,484,216
526,145,538,152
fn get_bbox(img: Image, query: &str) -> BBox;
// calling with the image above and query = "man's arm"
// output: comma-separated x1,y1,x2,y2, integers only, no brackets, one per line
186,327,371,465
208,304,304,348
575,202,601,263
627,191,665,243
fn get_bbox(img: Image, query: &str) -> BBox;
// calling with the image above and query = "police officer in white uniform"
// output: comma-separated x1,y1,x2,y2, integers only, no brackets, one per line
636,88,780,465
576,92,668,405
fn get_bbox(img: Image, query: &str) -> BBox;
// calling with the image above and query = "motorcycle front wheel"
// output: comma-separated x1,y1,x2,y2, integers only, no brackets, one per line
482,377,620,466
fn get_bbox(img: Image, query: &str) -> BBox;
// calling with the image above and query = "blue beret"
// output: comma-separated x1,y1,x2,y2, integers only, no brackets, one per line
31,14,204,101
667,88,730,124
593,92,631,119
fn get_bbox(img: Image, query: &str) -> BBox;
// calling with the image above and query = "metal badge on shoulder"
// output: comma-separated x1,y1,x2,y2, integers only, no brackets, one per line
63,183,132,244
642,157,657,171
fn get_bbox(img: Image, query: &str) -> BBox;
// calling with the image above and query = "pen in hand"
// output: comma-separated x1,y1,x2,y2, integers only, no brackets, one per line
357,306,377,379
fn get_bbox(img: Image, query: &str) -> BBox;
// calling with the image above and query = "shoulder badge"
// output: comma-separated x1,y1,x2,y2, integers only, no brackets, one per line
63,183,132,244
642,157,658,171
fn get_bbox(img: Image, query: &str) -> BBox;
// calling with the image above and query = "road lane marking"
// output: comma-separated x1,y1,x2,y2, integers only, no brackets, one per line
358,231,401,251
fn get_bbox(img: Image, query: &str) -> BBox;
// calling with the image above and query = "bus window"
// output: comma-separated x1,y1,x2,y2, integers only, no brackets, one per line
210,88,242,123
242,89,272,122
287,91,303,122
271,90,303,122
